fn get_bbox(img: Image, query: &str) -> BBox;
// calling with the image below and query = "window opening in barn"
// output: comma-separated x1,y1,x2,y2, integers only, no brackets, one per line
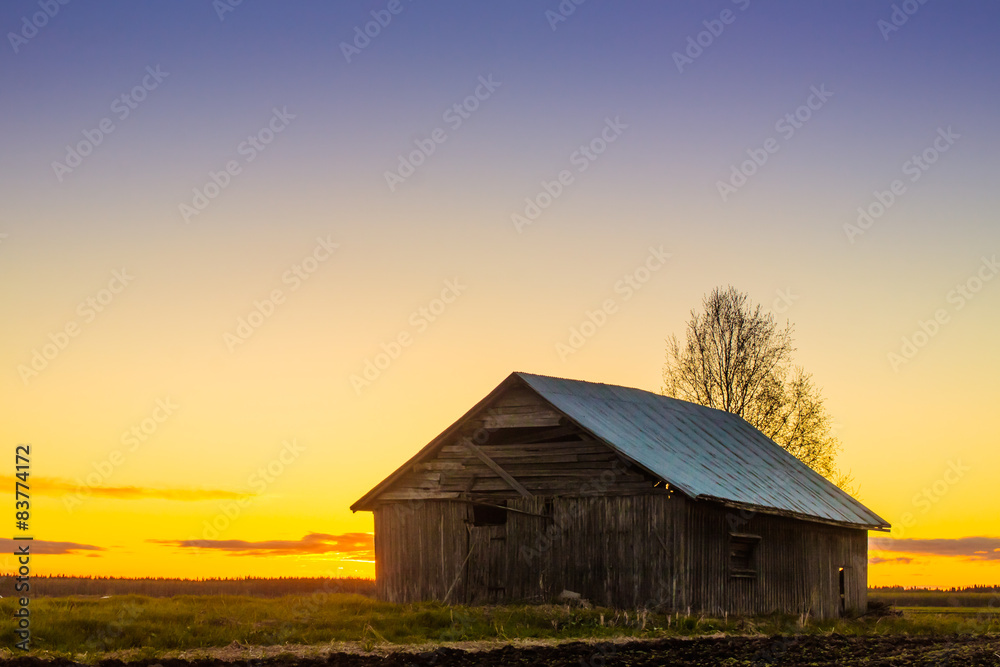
472,501,507,526
728,533,760,578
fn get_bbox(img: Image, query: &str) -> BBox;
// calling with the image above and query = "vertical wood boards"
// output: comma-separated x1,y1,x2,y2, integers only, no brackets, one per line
375,494,868,619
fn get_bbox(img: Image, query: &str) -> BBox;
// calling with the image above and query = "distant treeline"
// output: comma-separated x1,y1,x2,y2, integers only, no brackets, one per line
870,585,1000,593
0,574,376,598
869,586,1000,609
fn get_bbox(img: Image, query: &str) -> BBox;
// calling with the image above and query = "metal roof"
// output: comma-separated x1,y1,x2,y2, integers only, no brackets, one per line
516,372,889,530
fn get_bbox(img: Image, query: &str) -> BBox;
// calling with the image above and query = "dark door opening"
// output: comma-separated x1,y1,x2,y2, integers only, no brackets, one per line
467,502,508,603
839,567,846,616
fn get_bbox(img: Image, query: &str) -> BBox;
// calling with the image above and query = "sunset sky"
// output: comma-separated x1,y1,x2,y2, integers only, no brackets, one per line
1,1,998,588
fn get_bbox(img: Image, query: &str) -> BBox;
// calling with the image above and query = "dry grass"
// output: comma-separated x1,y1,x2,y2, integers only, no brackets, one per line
2,593,999,656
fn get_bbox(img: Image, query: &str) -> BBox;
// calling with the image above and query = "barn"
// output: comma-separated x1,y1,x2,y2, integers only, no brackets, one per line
351,372,889,618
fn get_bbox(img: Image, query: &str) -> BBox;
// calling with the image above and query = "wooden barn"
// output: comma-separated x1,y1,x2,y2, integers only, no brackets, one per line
351,372,889,618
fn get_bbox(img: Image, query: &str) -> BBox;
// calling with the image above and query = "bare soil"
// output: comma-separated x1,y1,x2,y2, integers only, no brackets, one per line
5,634,1000,666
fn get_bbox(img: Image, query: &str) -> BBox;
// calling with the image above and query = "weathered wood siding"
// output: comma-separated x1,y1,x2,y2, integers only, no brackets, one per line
373,501,468,603
375,386,659,503
685,500,868,619
524,494,687,609
373,494,686,607
375,495,868,617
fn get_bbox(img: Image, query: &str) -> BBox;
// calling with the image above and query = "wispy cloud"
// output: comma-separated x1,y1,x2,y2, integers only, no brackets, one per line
2,476,247,501
0,538,104,555
869,555,914,565
871,536,1000,561
151,532,374,558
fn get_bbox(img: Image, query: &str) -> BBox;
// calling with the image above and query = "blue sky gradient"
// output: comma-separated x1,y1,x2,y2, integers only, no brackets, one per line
1,1,998,584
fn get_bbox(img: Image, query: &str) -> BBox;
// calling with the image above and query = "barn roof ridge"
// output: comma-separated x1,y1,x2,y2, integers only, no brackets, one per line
512,370,737,415
352,371,889,531
512,371,888,531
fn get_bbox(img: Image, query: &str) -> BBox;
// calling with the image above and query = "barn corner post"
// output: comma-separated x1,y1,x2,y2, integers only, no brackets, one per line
350,372,890,616
847,525,872,617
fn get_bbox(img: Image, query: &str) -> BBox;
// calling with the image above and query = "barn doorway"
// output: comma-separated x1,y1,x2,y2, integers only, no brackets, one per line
467,502,508,603
839,567,846,616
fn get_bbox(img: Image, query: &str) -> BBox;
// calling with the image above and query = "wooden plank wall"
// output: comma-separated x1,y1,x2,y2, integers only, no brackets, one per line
538,494,687,609
373,501,468,603
377,386,657,502
375,494,867,617
374,493,686,608
685,500,869,619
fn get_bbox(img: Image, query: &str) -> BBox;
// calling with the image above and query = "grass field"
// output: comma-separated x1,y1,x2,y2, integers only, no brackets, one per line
903,606,998,616
2,579,997,657
869,590,1000,609
3,592,999,655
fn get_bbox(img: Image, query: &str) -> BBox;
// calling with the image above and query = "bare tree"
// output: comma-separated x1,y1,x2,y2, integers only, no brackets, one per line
662,286,854,491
